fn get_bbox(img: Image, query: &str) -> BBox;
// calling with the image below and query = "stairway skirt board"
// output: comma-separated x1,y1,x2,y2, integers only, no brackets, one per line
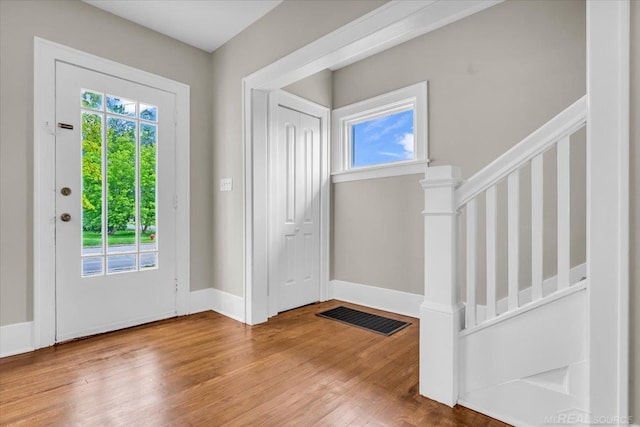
458,286,587,426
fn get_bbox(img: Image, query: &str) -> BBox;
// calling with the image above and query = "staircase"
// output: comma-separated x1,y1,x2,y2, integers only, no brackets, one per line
419,96,588,426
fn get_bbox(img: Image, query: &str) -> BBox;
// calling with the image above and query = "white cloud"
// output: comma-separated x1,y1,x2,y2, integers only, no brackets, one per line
397,133,414,159
377,151,404,158
362,112,412,140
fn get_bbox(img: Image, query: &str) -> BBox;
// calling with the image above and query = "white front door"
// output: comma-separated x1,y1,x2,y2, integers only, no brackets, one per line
270,102,322,312
55,62,177,341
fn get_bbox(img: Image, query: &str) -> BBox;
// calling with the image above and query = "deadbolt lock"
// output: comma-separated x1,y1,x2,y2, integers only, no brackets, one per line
60,213,71,222
61,187,72,196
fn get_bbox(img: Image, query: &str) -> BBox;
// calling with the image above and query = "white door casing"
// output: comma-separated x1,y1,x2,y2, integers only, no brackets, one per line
54,62,177,341
34,38,190,348
268,92,324,313
585,0,630,419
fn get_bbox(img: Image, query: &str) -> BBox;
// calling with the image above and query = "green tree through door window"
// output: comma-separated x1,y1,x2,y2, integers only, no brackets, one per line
80,88,159,276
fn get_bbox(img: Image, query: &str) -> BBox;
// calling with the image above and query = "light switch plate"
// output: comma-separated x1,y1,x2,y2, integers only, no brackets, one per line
220,178,233,192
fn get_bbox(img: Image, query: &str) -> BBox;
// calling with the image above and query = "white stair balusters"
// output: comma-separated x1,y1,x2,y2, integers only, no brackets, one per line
507,170,520,311
485,186,498,320
531,154,544,301
557,136,571,290
465,198,477,328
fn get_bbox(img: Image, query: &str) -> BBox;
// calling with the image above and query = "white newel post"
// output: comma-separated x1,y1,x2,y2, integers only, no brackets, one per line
419,165,462,407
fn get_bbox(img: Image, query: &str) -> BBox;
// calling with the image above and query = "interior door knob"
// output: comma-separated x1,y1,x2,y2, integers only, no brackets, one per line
60,213,71,222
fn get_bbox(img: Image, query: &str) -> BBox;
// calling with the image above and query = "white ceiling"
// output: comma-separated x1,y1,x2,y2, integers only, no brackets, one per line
83,0,283,52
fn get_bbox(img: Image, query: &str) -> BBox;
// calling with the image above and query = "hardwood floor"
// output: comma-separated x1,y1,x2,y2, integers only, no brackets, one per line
0,301,508,426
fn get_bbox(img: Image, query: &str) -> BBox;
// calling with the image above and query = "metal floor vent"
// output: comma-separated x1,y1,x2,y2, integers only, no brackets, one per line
316,306,411,336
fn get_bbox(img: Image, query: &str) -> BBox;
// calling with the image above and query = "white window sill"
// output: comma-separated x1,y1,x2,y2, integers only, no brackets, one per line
331,160,428,183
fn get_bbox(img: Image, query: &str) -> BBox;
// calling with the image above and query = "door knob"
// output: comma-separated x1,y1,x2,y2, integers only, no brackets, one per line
60,213,71,222
60,187,72,196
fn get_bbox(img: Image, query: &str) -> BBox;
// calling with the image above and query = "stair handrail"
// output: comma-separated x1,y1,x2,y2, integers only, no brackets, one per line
456,95,587,208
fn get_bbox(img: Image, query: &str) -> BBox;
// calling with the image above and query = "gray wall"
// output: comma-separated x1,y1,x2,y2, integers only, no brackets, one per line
0,0,213,325
630,0,639,420
332,0,586,297
333,175,424,294
284,69,333,108
210,0,386,296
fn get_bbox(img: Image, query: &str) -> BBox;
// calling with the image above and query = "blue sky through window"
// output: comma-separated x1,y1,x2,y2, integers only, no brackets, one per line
351,109,414,168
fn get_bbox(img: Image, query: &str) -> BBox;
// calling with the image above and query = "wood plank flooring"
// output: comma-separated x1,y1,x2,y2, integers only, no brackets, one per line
0,301,508,426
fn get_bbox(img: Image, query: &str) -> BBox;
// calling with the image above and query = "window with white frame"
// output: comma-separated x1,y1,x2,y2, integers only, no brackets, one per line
331,82,428,182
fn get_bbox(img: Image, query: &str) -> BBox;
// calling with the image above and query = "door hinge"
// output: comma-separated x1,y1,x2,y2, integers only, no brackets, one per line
173,195,178,209
175,278,179,291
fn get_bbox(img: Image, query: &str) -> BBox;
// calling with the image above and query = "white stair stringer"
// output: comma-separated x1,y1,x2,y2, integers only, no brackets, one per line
522,365,570,394
459,379,588,427
458,285,587,426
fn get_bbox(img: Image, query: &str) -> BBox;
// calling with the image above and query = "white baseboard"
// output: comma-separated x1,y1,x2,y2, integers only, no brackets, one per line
189,287,245,323
0,321,34,358
329,280,423,318
458,398,526,427
189,288,215,314
1,290,244,359
210,288,245,323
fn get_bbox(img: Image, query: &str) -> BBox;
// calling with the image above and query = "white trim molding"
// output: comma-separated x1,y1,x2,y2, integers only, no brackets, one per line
456,399,524,427
331,81,428,182
189,288,216,315
242,0,503,325
332,161,427,184
189,287,244,322
33,37,190,349
329,280,423,319
189,288,244,323
2,287,241,360
0,322,35,358
586,0,630,420
210,288,245,323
